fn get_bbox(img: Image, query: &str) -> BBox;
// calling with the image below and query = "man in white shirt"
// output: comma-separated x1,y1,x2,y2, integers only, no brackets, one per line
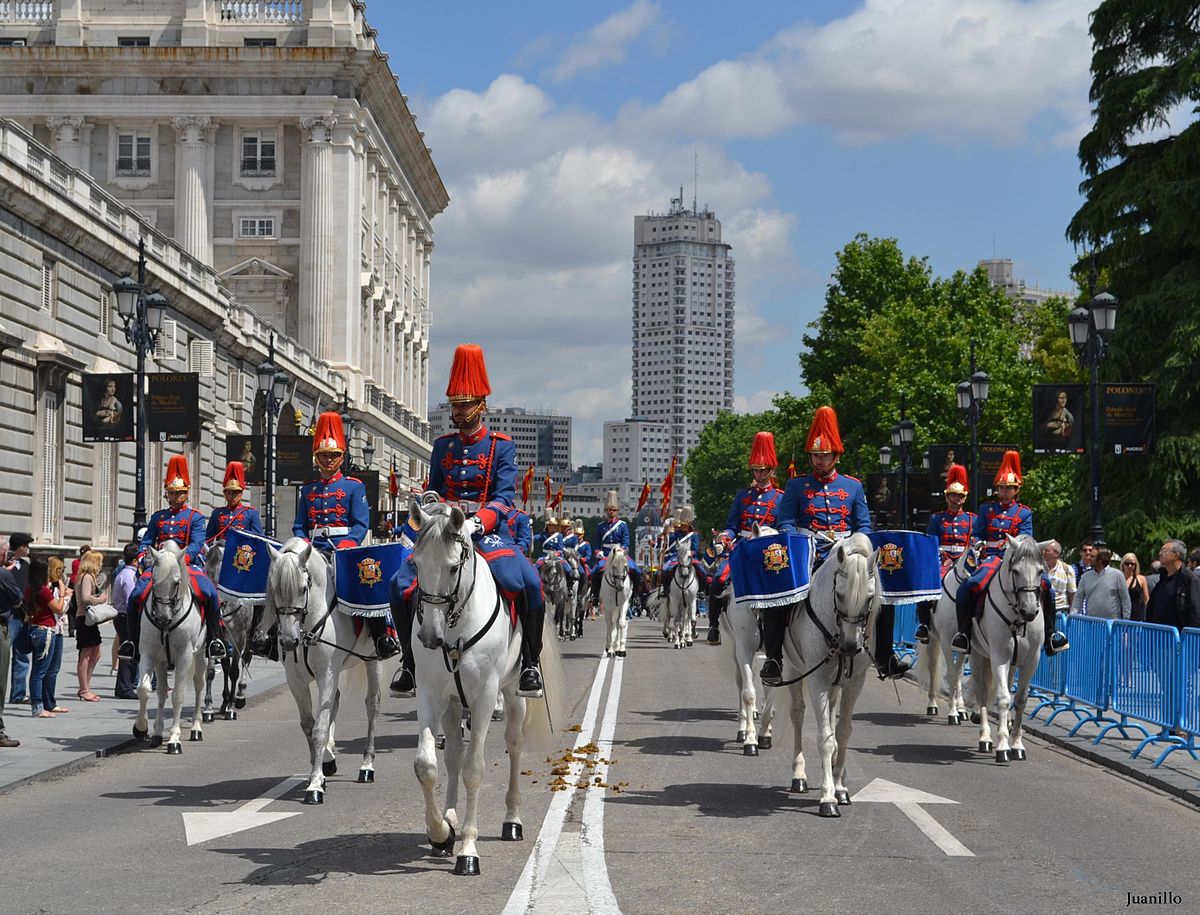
1041,539,1076,612
1071,546,1131,620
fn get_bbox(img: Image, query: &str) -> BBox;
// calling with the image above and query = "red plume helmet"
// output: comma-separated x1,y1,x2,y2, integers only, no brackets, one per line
312,411,347,455
222,461,247,492
164,455,191,492
446,344,492,403
748,432,778,468
944,463,969,495
805,406,844,455
994,450,1024,487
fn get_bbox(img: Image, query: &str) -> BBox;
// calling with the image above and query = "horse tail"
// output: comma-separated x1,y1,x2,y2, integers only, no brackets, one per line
336,653,370,705
913,640,933,692
523,613,565,755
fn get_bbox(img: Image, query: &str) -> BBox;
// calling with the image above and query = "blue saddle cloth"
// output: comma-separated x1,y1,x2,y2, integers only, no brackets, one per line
730,533,813,611
217,529,281,602
867,531,941,603
334,542,412,617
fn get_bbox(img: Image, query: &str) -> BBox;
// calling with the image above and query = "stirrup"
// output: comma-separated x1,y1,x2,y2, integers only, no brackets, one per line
375,636,401,660
950,632,970,652
249,633,273,657
878,655,912,681
117,641,135,661
1047,632,1070,655
389,667,416,697
760,658,783,686
207,640,228,660
517,666,544,698
914,623,930,644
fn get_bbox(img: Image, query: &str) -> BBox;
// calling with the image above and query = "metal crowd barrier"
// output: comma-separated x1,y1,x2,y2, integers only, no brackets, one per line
1151,628,1200,768
1028,612,1070,718
1104,620,1181,753
893,603,919,660
1045,616,1133,737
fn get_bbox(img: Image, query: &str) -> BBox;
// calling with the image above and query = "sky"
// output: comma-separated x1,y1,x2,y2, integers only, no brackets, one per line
366,0,1096,466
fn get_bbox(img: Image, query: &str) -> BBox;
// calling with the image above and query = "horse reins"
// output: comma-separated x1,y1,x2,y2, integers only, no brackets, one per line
773,567,872,688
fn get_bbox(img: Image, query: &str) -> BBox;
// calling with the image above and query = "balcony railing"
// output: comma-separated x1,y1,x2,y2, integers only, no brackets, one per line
0,1,53,23
219,1,304,22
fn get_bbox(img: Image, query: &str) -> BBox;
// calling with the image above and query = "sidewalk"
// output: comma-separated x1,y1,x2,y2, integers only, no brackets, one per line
0,635,288,795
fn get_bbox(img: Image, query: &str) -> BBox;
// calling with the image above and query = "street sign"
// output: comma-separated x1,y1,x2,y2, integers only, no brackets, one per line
275,434,314,485
1032,384,1086,455
224,435,264,486
851,777,974,857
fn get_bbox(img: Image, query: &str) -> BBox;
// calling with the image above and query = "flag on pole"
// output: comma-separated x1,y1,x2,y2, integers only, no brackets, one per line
787,447,797,479
521,464,535,508
388,462,399,498
660,455,677,518
636,479,651,513
551,484,564,510
543,472,553,508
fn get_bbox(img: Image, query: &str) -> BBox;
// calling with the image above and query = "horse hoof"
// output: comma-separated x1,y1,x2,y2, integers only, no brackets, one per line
430,825,456,857
303,790,324,805
1010,748,1026,761
435,734,446,750
978,740,993,753
453,855,481,876
148,735,163,749
790,778,808,793
224,710,238,721
605,650,613,658
201,710,215,724
685,640,693,647
501,821,524,841
835,789,851,806
736,729,747,743
491,709,504,722
995,749,1010,764
322,759,338,777
818,802,841,818
166,742,182,756
189,730,203,742
132,724,148,741
234,697,247,710
616,650,626,658
971,712,982,724
758,735,772,750
743,744,758,757
357,768,375,784
948,715,961,726
926,705,938,716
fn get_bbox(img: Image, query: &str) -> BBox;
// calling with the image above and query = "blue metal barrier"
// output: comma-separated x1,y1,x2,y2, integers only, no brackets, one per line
1029,612,1070,719
1153,627,1200,768
1103,620,1181,752
893,603,918,660
1045,615,1127,736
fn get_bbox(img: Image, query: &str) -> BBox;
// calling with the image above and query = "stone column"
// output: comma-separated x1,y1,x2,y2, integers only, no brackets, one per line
298,116,336,356
47,116,86,170
172,116,212,263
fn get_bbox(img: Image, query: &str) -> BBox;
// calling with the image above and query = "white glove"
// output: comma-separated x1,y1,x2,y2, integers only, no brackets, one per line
465,516,484,537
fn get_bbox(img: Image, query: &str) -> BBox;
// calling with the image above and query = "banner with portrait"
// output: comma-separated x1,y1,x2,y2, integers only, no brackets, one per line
146,373,200,442
867,472,898,526
978,444,1021,498
1104,383,1155,455
224,435,265,486
926,443,968,497
1032,384,1085,455
81,372,135,443
275,435,315,485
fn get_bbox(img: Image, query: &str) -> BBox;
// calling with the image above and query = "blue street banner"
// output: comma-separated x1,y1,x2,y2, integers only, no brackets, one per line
217,528,280,602
868,531,941,603
730,532,813,612
333,541,411,616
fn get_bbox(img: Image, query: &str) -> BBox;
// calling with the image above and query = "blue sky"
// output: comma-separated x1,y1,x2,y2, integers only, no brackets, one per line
367,0,1095,465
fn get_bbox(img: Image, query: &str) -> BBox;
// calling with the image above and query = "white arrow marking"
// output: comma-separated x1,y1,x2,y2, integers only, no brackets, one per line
850,778,974,857
183,775,304,846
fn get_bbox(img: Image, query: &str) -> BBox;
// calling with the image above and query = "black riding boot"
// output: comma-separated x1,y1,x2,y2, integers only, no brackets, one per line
760,605,787,685
205,605,227,660
660,567,674,599
952,585,974,652
1042,585,1070,655
118,602,141,661
249,605,273,657
707,591,724,644
874,604,911,679
389,597,416,696
367,616,400,660
518,594,545,697
589,569,603,604
914,600,934,643
629,569,642,614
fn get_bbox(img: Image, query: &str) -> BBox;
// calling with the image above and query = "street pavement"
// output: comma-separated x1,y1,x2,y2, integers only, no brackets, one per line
2,616,1199,914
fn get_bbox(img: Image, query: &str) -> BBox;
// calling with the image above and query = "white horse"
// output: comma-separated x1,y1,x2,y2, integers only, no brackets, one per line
131,542,208,754
562,548,584,640
782,534,879,817
407,499,559,876
969,534,1044,764
540,554,572,642
665,542,700,648
914,545,979,725
202,540,255,723
719,526,778,757
266,538,383,804
599,546,632,658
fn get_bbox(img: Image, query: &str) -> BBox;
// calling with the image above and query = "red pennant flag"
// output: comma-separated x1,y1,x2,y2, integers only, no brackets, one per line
544,472,552,507
636,479,651,513
551,484,565,510
388,466,399,498
659,455,677,518
521,465,534,507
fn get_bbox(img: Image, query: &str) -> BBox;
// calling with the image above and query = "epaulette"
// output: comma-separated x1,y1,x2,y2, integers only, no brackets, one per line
490,431,513,442
345,476,362,484
435,431,457,442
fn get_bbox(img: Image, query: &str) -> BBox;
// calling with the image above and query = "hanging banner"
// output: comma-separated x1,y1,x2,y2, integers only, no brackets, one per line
81,372,135,443
926,443,968,497
275,435,314,485
978,444,1021,498
1032,384,1085,455
354,469,381,534
224,435,265,486
1104,384,1155,455
146,373,200,442
867,472,898,526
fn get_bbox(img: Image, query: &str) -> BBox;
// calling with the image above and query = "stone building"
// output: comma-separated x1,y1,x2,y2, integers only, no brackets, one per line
429,403,573,480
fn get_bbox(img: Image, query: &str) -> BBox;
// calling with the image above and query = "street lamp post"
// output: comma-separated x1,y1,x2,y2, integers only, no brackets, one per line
339,391,356,473
113,238,168,540
255,334,289,538
956,339,991,512
1068,290,1118,545
890,395,915,529
877,444,893,528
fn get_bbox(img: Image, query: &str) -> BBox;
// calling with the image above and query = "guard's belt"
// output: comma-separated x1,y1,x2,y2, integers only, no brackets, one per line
316,525,350,538
941,544,967,554
799,529,851,541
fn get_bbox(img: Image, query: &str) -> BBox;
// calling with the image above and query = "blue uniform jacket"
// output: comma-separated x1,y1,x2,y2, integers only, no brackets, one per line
206,503,264,543
593,519,641,575
507,508,533,555
926,509,977,561
723,484,785,539
293,472,369,551
972,501,1033,559
428,426,517,522
140,505,207,565
778,471,872,559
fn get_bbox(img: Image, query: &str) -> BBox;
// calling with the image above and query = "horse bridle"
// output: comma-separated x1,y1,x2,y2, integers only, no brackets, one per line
986,558,1041,631
416,532,476,630
147,575,191,634
272,561,325,644
604,557,628,593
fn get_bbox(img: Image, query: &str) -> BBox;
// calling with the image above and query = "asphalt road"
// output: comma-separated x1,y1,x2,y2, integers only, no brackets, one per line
2,614,1198,915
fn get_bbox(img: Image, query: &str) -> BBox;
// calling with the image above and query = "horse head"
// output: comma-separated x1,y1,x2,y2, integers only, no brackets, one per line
608,546,628,579
409,498,474,650
1003,534,1043,623
266,538,320,652
827,534,877,655
677,540,693,568
204,540,223,581
147,541,190,625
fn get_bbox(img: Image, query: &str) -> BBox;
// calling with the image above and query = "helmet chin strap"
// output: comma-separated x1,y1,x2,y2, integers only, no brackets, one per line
456,399,486,429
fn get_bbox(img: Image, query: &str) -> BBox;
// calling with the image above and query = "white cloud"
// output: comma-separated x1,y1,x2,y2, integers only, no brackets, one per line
734,389,780,415
551,1,669,82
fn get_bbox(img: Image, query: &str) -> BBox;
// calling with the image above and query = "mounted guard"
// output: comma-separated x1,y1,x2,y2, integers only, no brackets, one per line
660,505,700,598
206,461,264,543
915,462,975,643
588,490,644,607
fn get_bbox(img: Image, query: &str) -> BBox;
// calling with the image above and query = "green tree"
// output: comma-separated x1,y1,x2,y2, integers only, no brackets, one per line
685,410,789,537
1067,0,1200,557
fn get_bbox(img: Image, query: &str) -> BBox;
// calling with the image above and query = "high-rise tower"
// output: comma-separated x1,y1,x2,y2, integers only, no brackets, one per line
630,192,735,503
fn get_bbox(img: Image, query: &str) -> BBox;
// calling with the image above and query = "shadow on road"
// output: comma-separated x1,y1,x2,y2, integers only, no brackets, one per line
632,706,737,724
856,742,978,765
853,711,928,728
102,775,311,807
216,831,443,883
618,734,729,756
607,781,821,818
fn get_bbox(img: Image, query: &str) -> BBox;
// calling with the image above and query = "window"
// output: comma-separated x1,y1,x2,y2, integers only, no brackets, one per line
98,290,111,335
38,390,61,542
227,370,247,407
189,339,214,377
244,37,277,47
117,36,151,47
239,216,275,238
240,130,276,176
154,318,178,361
116,131,152,176
94,446,118,548
40,260,55,313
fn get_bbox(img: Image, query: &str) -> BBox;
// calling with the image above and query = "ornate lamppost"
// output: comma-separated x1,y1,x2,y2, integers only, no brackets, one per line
255,334,288,538
1068,291,1119,545
955,339,991,512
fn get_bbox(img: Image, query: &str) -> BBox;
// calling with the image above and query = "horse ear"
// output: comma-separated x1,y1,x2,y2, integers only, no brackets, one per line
870,547,879,569
149,546,161,563
300,541,313,567
267,543,280,562
409,498,425,531
1006,533,1018,549
449,506,466,529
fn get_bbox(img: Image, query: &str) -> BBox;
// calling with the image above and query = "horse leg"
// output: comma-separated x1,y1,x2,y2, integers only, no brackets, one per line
441,700,465,836
133,654,153,741
189,646,207,742
455,684,498,874
152,658,170,746
165,648,189,753
972,654,993,754
812,681,839,814
359,660,381,783
992,656,1014,763
202,656,216,722
759,677,775,750
923,638,941,717
787,681,809,793
740,656,758,754
322,684,341,778
603,597,614,657
833,676,866,805
414,690,453,853
1010,657,1033,760
303,664,338,802
501,687,526,840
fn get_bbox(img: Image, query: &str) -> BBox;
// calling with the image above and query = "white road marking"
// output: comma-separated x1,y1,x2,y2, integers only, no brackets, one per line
851,777,974,858
503,655,611,914
182,774,304,846
581,657,624,914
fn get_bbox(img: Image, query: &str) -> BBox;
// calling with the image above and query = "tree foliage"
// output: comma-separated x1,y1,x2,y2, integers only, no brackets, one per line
1067,0,1200,557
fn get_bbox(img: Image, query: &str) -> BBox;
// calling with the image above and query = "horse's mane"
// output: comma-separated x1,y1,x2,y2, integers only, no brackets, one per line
273,538,317,606
1005,534,1043,569
411,505,462,566
837,533,874,613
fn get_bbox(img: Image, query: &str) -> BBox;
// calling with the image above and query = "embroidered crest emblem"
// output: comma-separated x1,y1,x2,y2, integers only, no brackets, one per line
232,544,255,572
357,557,383,586
762,542,790,573
878,542,904,572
